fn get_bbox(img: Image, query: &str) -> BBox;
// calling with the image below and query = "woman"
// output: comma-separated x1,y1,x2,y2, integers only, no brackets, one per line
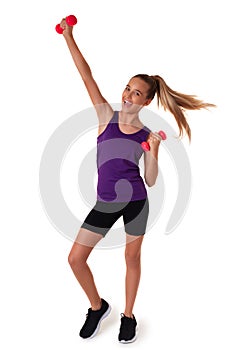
59,18,215,343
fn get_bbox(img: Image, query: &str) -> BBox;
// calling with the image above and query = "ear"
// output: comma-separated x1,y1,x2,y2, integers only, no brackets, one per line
143,99,152,106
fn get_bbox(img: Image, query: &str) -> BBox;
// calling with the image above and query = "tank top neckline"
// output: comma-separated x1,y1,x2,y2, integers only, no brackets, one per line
116,111,146,136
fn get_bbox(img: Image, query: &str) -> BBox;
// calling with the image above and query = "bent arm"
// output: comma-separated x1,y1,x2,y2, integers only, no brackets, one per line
61,20,113,123
144,133,160,187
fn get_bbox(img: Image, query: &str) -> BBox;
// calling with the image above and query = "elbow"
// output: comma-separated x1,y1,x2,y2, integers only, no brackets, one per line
144,170,158,187
144,163,159,187
145,177,157,188
83,71,93,84
146,181,156,188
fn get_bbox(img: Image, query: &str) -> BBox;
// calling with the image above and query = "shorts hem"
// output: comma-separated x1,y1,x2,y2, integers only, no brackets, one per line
81,223,108,237
125,231,146,237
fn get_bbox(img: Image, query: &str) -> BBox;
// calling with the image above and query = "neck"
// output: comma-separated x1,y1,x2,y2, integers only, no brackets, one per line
119,110,142,127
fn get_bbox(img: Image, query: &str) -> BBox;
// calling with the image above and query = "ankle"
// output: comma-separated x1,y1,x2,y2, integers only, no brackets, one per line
91,298,102,311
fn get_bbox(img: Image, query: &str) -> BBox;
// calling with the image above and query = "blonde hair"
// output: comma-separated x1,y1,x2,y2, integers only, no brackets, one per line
133,74,216,141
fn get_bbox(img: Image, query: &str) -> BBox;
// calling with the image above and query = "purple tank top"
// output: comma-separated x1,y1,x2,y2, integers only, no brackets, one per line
97,111,151,202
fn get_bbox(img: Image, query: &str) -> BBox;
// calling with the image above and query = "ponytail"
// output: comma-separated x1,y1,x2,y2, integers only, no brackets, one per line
133,74,216,141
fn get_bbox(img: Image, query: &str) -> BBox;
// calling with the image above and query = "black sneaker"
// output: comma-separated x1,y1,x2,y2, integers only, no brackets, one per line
79,299,111,339
118,313,137,343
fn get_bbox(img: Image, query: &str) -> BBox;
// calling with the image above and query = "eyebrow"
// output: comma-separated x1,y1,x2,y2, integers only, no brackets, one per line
126,84,143,95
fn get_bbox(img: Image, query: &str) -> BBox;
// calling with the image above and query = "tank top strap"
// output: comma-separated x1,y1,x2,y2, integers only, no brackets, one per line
110,110,119,123
143,125,151,135
106,110,119,129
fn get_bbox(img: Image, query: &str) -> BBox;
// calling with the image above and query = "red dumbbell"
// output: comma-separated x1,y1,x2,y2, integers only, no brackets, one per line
55,15,78,34
141,130,167,151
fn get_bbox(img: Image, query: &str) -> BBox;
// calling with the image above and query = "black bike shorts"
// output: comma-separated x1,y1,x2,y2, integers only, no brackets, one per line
81,198,149,237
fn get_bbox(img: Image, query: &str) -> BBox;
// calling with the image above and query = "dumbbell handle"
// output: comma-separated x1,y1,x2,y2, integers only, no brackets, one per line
141,130,167,152
55,15,77,34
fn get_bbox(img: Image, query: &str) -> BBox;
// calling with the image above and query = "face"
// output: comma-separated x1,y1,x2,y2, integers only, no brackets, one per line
121,77,152,113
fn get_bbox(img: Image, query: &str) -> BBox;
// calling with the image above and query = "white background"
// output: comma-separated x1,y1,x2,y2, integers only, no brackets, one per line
1,0,231,349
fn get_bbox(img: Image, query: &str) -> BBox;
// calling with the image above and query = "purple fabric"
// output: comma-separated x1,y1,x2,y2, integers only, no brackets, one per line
97,111,151,202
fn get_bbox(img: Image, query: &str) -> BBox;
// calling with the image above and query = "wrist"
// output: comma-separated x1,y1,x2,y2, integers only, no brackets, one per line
63,32,74,42
146,149,158,161
150,152,158,160
149,145,159,160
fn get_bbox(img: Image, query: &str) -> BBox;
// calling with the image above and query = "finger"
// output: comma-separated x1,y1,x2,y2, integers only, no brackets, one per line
60,18,66,29
153,132,162,142
148,136,160,142
149,132,162,141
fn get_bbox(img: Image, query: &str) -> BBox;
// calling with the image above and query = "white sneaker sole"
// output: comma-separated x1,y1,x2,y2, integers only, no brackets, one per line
118,326,138,344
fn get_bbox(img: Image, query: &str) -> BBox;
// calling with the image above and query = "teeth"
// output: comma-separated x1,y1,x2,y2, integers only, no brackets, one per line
124,100,132,105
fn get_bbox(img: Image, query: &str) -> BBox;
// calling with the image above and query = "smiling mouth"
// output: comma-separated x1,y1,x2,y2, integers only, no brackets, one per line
123,100,133,107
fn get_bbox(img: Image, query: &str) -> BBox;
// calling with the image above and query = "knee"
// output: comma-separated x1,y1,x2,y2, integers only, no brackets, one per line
68,251,76,269
125,250,141,268
68,251,85,270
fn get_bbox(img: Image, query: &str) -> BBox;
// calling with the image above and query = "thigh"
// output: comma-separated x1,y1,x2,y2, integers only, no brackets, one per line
75,227,104,248
81,201,124,236
69,227,103,264
123,198,149,236
125,233,144,255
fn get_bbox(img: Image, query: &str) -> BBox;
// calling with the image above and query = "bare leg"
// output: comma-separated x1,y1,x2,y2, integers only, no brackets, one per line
124,234,144,317
68,228,103,310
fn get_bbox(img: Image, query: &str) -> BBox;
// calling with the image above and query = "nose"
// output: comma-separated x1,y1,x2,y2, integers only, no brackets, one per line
125,91,132,100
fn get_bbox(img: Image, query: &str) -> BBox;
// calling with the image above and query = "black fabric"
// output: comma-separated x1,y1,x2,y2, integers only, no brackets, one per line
81,198,149,236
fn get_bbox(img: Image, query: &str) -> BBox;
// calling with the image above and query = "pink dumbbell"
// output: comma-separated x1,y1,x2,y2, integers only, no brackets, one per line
55,15,78,34
141,130,167,151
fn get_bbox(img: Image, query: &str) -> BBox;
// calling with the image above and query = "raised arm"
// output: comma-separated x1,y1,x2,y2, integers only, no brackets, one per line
60,19,113,125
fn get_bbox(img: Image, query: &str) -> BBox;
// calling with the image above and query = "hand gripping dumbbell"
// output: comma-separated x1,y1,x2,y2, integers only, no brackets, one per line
141,130,167,151
55,15,78,34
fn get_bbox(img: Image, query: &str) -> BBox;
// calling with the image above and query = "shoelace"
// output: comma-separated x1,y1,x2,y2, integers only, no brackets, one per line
84,308,93,321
